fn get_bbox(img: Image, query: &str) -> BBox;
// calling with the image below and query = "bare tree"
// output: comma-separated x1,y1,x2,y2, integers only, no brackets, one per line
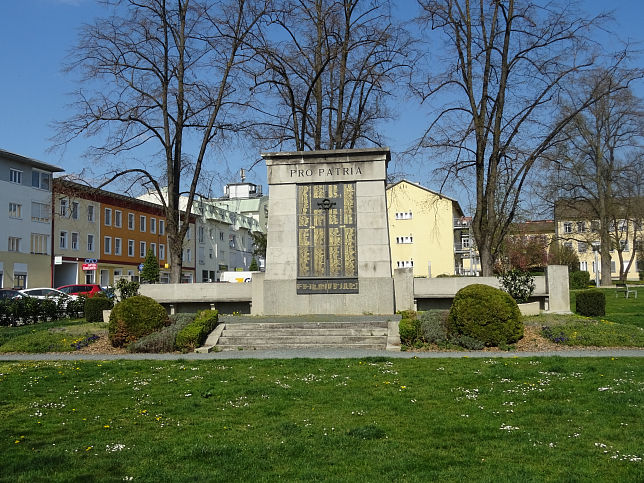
55,0,268,282
247,0,413,151
414,0,634,276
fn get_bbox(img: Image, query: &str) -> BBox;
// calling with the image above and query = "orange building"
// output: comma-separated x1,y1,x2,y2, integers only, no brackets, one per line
53,179,196,287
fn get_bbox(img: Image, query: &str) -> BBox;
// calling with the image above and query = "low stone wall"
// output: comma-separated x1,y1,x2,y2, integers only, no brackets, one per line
139,282,252,314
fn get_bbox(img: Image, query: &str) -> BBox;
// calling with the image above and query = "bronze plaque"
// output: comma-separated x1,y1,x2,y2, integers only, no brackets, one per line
296,183,358,294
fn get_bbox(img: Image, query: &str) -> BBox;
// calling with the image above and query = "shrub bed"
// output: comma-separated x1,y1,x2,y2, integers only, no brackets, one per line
0,297,82,326
447,284,523,347
128,313,196,353
108,295,170,347
175,310,219,352
569,270,591,290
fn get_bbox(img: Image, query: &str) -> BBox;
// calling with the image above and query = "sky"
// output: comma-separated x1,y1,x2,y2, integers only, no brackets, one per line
1,0,642,209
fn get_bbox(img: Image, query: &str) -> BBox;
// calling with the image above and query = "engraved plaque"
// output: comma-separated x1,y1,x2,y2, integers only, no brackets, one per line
297,182,358,294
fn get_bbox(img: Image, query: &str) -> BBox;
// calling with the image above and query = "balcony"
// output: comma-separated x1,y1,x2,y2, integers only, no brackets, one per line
454,242,473,254
454,218,471,229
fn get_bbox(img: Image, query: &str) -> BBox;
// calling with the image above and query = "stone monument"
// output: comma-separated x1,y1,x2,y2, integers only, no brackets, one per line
256,148,394,315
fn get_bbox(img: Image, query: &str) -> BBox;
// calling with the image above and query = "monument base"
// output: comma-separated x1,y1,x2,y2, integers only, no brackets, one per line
259,277,394,315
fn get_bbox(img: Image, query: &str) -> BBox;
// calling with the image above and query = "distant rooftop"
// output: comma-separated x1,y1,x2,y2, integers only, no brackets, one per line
0,148,64,173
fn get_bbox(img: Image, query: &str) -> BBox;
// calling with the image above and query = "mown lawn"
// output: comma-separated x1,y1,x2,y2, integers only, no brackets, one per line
1,358,642,482
0,319,103,353
570,288,644,329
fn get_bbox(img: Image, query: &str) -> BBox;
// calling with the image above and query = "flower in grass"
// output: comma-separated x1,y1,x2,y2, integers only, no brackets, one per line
104,425,110,429
86,446,93,451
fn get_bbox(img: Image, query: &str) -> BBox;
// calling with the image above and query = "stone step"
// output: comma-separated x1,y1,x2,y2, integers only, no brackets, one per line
216,342,387,351
217,335,388,345
221,321,389,330
221,327,388,337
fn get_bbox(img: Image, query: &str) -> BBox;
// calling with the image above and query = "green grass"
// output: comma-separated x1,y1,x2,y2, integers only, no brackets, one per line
571,288,644,329
0,358,641,482
0,319,105,353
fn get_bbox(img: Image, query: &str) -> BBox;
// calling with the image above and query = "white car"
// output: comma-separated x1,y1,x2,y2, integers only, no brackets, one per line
20,287,77,302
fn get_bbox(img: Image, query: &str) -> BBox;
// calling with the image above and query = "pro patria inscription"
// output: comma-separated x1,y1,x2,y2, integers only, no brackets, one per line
296,182,358,294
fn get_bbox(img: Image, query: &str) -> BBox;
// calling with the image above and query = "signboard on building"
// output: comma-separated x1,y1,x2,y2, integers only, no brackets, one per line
82,263,97,271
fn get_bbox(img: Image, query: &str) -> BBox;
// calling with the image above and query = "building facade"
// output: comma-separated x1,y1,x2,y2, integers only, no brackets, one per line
53,179,196,287
0,149,63,289
386,180,473,277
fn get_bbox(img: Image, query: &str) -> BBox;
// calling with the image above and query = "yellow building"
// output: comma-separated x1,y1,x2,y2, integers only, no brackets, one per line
555,199,644,281
387,180,472,277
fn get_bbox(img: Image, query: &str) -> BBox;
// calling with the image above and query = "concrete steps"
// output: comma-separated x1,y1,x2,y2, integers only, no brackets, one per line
198,315,400,352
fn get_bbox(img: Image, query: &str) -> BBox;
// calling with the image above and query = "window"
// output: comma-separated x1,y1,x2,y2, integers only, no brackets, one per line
219,231,224,241
13,273,26,290
87,234,95,252
60,198,68,216
591,221,600,232
396,236,413,244
396,260,414,268
88,205,95,222
619,240,629,252
564,241,573,250
159,220,165,235
150,243,156,257
198,226,204,243
185,248,192,262
128,240,135,257
140,241,146,258
576,221,585,233
128,213,135,230
9,202,21,219
563,222,573,234
578,242,587,253
462,236,470,248
159,244,165,260
140,215,146,232
186,226,192,240
229,234,235,248
104,236,112,254
115,238,122,256
150,218,156,234
85,271,95,284
59,231,68,249
580,261,588,271
71,202,79,220
611,261,616,273
114,210,122,228
105,208,112,226
31,170,50,190
32,202,50,222
9,168,22,184
160,272,170,284
31,234,48,254
8,237,21,252
395,211,413,220
71,232,79,250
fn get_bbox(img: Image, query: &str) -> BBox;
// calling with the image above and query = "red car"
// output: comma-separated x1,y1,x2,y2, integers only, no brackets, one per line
56,284,103,298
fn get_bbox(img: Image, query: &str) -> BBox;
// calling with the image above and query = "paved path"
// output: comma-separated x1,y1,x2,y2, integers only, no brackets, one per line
0,348,642,361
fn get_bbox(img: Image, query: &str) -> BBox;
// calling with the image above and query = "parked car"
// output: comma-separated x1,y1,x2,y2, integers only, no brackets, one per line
20,287,76,301
0,289,28,300
56,284,103,298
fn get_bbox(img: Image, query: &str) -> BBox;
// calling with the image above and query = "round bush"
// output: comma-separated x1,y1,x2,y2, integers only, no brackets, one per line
108,295,169,347
569,270,591,290
447,284,523,347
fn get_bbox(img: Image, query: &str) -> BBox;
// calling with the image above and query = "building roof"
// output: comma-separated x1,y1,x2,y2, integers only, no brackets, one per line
511,220,555,235
555,198,644,220
386,179,465,218
0,148,64,173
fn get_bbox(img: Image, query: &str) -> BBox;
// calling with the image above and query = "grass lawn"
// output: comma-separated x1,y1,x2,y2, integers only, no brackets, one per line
1,358,642,482
571,288,644,329
0,319,104,353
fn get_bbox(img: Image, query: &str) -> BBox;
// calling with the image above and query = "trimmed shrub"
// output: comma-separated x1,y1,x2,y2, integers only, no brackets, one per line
108,295,170,347
448,284,523,347
398,311,420,346
85,293,114,322
575,289,606,317
175,310,219,352
419,310,448,344
570,270,591,290
128,313,196,353
498,269,535,303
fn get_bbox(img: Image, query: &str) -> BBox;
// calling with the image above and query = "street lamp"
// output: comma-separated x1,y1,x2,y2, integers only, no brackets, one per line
592,243,600,287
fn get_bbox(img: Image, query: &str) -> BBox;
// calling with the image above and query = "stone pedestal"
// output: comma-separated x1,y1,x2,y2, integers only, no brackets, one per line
260,148,393,315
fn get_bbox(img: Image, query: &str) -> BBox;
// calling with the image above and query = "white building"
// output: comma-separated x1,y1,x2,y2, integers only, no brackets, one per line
0,149,64,288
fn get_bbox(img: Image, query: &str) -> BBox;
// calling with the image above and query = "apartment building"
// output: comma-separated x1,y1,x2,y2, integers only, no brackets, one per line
0,149,64,288
386,180,472,277
555,199,644,281
53,179,196,286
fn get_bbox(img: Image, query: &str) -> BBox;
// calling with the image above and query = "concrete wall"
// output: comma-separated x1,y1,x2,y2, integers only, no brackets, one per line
139,282,252,303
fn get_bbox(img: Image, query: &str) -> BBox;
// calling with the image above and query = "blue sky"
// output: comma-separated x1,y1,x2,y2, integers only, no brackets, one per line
1,0,642,206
